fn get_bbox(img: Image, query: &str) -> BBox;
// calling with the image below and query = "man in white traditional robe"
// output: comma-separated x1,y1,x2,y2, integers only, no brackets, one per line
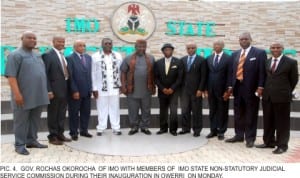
92,38,123,136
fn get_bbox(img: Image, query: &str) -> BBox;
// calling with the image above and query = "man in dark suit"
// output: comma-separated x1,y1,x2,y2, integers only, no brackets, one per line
67,40,93,141
154,43,183,136
42,36,71,145
205,40,232,140
256,42,298,154
179,42,207,137
225,32,267,148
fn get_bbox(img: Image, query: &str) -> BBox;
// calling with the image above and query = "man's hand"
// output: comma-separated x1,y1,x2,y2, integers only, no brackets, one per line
167,88,174,95
196,90,202,97
48,92,54,100
255,88,264,97
121,86,127,95
92,91,98,99
223,88,233,101
72,92,80,100
15,93,24,107
162,88,169,95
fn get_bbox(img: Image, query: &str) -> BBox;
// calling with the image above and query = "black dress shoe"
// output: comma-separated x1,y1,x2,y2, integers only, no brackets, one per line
156,130,168,135
128,128,138,135
71,135,78,141
178,130,190,135
273,147,287,154
26,142,48,148
113,130,122,135
57,135,72,142
141,128,152,135
218,134,225,140
225,136,244,143
15,147,30,155
246,141,254,148
255,143,275,149
49,137,63,145
170,131,177,136
193,133,200,137
80,132,93,138
206,132,217,138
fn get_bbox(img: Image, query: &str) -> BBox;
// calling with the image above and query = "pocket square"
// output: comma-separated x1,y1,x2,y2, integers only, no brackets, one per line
171,65,177,69
250,57,256,61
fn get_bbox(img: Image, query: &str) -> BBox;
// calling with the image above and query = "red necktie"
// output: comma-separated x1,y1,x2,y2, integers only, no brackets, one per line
271,59,278,73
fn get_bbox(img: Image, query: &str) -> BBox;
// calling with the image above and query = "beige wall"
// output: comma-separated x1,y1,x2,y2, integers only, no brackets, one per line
2,0,300,54
1,0,300,93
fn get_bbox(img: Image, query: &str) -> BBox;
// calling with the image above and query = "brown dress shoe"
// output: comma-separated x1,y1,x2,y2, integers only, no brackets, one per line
49,137,63,145
57,135,72,142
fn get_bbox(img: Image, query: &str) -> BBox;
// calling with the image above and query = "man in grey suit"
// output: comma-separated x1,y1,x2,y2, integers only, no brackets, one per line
5,31,49,155
256,42,298,154
42,36,72,145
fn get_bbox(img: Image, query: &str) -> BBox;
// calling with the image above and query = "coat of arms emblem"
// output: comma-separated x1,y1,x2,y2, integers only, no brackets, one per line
111,2,156,43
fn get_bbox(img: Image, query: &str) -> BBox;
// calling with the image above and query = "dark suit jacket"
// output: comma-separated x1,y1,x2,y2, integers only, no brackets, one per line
231,46,267,97
66,52,92,98
154,57,183,98
181,55,207,95
263,55,298,103
206,53,232,97
42,48,68,98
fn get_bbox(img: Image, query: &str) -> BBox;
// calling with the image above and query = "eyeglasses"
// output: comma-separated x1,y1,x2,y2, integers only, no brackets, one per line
270,47,282,49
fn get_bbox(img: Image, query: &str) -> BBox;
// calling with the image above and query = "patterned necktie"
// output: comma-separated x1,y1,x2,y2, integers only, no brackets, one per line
214,54,219,67
80,54,86,66
59,52,69,78
165,58,170,75
187,56,193,71
271,59,278,73
236,51,246,81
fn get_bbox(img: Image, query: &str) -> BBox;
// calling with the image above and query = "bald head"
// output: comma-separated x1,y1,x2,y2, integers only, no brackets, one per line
186,42,197,56
239,32,252,49
213,40,224,53
135,39,147,55
270,42,284,58
73,40,86,54
52,36,65,51
21,31,37,50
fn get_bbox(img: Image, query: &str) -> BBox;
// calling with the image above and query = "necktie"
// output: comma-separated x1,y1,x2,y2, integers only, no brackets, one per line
236,51,246,81
59,52,69,78
187,56,193,71
80,54,86,66
165,58,170,75
214,54,219,67
271,59,278,73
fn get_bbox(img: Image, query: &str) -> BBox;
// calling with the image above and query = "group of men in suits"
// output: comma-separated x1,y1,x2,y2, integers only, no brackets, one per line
155,32,298,155
6,31,298,156
43,37,93,144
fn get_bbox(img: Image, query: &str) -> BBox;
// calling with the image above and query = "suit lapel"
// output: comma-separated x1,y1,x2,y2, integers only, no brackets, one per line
51,49,64,75
274,56,286,73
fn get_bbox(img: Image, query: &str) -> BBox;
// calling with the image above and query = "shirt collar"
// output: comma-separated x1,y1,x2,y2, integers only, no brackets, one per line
214,51,223,58
272,54,283,61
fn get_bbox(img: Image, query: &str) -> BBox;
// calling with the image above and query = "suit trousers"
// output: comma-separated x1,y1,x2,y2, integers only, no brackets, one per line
68,96,91,136
127,95,151,129
208,91,229,134
233,81,259,142
47,97,67,139
158,91,179,132
13,105,44,149
181,92,203,134
96,95,120,132
262,100,290,150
